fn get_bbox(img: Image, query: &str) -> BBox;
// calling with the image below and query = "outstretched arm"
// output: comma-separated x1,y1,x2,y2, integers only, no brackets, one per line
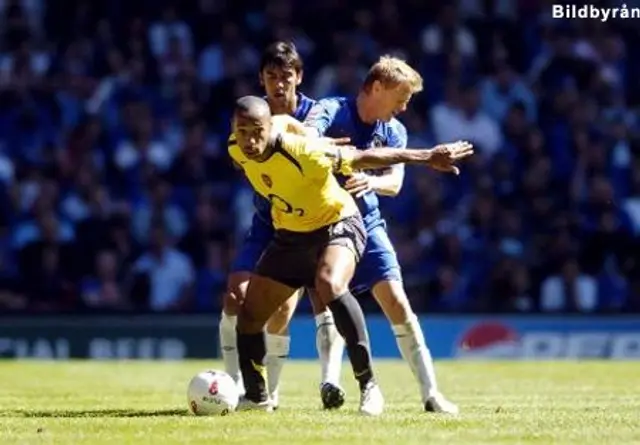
343,141,474,176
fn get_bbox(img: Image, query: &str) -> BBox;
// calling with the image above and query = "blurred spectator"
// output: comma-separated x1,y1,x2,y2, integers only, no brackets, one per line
131,176,187,245
80,249,129,311
540,258,598,313
132,222,195,312
432,81,503,158
421,5,477,58
148,5,193,59
18,212,76,311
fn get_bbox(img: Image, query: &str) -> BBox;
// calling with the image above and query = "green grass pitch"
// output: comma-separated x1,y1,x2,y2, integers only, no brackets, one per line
0,361,638,444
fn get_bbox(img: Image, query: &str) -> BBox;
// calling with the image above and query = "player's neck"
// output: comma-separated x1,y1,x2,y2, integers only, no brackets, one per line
355,92,378,125
268,94,298,116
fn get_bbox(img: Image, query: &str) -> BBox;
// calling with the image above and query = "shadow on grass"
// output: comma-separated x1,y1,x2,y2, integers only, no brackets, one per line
2,408,188,418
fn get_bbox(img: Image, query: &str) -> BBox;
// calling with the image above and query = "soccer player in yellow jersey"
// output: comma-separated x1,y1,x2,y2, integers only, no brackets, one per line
230,95,473,416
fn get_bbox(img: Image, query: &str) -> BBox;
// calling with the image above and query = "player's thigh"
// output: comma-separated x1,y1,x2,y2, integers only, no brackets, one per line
266,290,302,335
351,224,402,294
240,274,299,332
245,233,313,330
315,216,367,301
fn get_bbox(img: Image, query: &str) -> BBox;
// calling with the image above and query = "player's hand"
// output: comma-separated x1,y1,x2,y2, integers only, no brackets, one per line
344,172,372,198
321,137,351,146
427,141,474,175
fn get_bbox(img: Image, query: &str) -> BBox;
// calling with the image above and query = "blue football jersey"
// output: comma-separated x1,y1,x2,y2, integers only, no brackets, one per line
253,92,317,223
304,96,408,229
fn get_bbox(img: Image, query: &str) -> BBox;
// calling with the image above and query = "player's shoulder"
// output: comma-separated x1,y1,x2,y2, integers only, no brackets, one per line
227,131,240,153
295,92,317,121
383,118,408,144
277,130,308,154
314,95,348,111
273,114,308,136
272,114,299,128
226,133,244,163
278,130,328,164
385,117,407,136
298,92,317,108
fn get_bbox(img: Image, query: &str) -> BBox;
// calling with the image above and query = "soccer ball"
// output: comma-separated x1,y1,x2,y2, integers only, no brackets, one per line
187,370,239,416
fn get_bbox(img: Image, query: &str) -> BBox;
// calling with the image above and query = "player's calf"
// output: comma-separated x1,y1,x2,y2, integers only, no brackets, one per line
309,289,345,406
265,292,300,408
372,279,457,412
314,245,376,394
237,275,298,405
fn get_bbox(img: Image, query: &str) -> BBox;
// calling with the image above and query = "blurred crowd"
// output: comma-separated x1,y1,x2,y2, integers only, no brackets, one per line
0,0,638,314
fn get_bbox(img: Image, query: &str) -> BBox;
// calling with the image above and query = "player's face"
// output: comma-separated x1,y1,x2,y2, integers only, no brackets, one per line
374,82,414,122
234,113,272,160
260,65,302,106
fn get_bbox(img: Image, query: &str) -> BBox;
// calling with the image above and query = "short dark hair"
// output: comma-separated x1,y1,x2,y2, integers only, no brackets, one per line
259,41,303,73
234,96,271,119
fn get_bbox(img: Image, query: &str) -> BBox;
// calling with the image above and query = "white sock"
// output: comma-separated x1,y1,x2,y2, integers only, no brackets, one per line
392,314,438,403
315,310,344,385
266,334,290,398
219,312,244,394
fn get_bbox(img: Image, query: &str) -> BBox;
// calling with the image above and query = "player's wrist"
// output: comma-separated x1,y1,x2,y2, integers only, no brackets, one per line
420,148,438,164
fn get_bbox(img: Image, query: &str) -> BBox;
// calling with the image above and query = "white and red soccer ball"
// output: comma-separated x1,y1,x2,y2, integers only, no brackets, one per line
187,370,239,416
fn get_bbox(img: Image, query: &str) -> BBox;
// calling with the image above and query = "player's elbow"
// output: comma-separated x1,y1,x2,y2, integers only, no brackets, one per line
385,182,403,197
376,179,403,197
377,169,404,197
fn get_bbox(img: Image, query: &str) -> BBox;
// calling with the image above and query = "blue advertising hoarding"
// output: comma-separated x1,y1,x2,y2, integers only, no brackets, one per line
287,316,640,360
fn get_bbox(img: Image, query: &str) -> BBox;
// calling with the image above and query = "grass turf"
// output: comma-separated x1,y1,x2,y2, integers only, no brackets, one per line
0,361,638,444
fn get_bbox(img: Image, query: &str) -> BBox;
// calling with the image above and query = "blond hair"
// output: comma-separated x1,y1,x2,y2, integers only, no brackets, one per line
362,55,423,93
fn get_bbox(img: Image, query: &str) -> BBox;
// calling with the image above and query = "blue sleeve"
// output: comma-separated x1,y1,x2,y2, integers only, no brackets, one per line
388,120,408,148
303,98,342,136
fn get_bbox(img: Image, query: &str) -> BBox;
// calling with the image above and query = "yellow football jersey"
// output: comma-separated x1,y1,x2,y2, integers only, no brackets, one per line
229,122,358,232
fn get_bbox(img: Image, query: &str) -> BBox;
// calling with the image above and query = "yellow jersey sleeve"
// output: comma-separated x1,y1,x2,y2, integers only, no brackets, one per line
278,133,355,177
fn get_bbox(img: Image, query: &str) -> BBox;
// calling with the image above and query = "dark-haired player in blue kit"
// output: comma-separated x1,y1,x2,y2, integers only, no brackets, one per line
302,56,459,414
219,41,346,408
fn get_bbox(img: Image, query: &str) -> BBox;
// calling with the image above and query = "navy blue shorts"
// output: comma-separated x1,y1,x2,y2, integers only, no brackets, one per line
231,215,401,293
230,214,274,273
350,223,402,294
256,215,367,289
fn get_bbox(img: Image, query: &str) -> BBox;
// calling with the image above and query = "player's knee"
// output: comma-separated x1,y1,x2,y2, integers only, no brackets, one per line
223,291,240,315
374,280,414,324
309,291,328,315
223,273,250,315
386,294,413,323
315,265,349,300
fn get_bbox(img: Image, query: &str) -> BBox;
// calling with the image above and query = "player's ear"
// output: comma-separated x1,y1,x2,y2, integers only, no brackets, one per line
258,71,265,87
296,70,303,86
